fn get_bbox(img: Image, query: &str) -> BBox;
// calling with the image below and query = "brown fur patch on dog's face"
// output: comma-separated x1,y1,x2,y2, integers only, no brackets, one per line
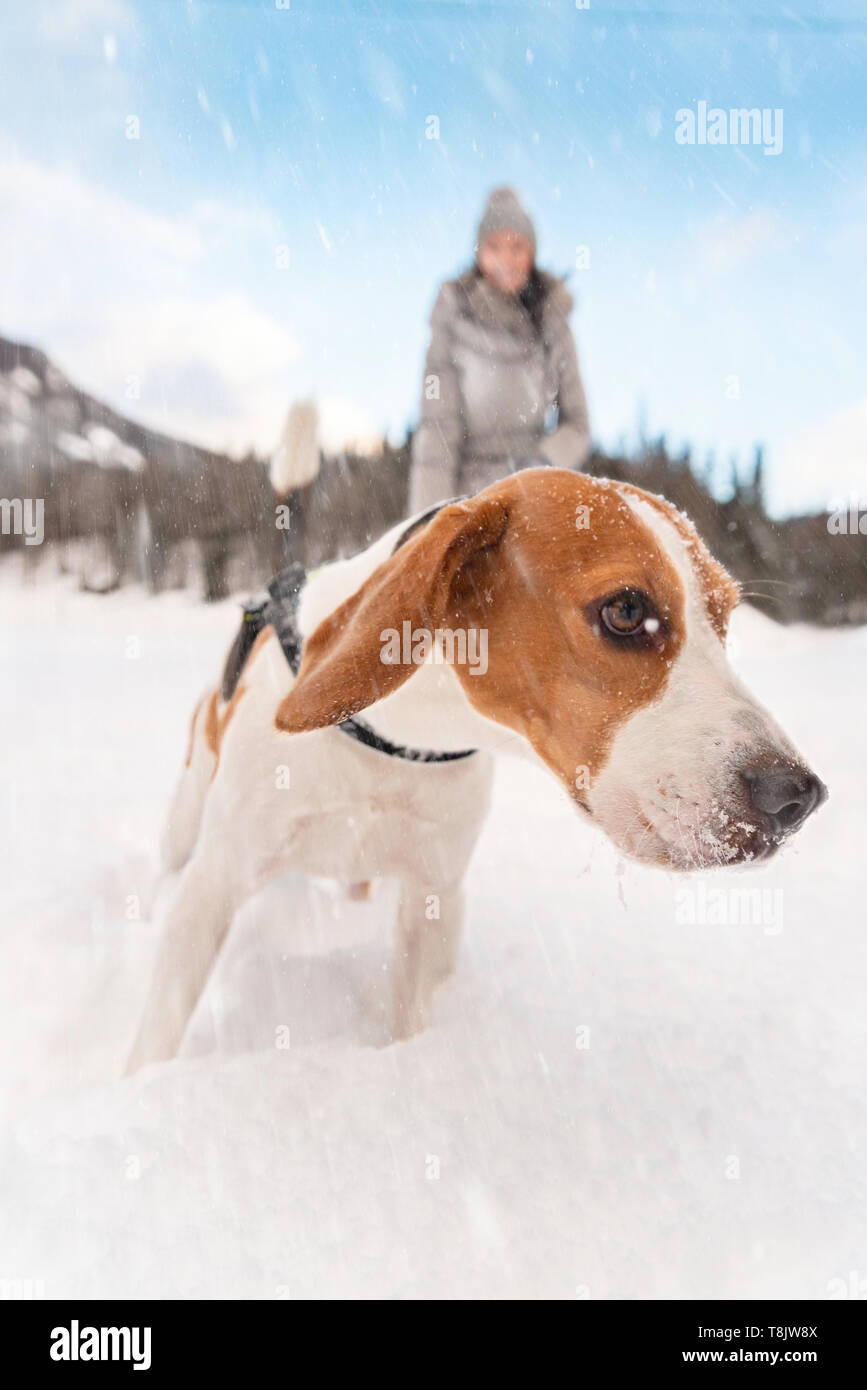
611,481,740,641
267,468,813,871
274,496,509,734
273,468,700,807
444,470,689,799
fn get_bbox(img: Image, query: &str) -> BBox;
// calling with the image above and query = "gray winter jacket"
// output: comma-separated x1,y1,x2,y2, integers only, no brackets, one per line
409,267,591,512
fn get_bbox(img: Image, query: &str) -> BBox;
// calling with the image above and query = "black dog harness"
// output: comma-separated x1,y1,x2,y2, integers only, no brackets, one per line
221,503,477,764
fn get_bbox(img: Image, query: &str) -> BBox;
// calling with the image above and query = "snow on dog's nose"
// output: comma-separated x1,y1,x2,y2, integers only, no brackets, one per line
741,763,827,837
589,689,828,870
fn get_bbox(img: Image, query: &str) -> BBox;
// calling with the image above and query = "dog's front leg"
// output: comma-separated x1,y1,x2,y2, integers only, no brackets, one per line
392,880,465,1040
123,850,238,1074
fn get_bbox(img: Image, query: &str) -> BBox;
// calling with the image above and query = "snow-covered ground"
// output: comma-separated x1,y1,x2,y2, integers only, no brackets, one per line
0,562,864,1300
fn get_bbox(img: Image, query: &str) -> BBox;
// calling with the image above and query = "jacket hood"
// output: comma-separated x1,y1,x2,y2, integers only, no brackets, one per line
454,266,574,334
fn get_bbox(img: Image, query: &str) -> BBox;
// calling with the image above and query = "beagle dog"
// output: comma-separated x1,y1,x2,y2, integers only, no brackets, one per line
125,469,826,1072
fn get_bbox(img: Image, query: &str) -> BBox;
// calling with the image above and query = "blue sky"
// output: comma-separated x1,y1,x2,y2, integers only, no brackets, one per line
1,0,866,514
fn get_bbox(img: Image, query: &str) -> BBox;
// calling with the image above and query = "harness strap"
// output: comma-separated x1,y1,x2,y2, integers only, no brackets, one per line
229,502,477,764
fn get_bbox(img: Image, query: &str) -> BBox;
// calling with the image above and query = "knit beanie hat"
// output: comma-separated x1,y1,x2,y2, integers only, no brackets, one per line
476,187,537,258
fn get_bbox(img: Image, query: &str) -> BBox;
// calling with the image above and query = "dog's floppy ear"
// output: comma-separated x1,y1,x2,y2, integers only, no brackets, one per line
275,495,509,733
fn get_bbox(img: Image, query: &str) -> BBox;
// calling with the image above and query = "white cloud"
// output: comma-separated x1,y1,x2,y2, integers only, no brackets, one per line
188,196,282,245
776,397,867,514
0,156,203,268
95,292,301,453
0,151,380,458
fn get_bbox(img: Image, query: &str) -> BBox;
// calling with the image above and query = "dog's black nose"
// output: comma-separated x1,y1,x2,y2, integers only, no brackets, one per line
741,765,827,836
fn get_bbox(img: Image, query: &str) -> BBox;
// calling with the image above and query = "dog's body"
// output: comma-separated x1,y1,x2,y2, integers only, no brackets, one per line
125,470,825,1073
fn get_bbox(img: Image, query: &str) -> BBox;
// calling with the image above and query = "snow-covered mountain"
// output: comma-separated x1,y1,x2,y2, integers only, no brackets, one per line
0,333,276,593
0,332,262,486
0,333,410,598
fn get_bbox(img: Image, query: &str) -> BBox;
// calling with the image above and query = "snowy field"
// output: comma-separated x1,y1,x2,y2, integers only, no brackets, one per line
0,561,864,1301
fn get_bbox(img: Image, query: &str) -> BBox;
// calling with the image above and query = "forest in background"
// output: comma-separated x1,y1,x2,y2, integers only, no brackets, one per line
1,333,864,626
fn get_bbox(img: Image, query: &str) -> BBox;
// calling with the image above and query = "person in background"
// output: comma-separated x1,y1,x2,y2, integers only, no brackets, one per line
409,186,591,514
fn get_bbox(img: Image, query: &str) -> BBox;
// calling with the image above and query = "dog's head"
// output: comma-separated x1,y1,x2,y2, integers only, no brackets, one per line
276,470,826,869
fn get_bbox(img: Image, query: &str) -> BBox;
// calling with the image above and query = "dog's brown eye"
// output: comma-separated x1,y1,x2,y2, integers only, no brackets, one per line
601,592,646,636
